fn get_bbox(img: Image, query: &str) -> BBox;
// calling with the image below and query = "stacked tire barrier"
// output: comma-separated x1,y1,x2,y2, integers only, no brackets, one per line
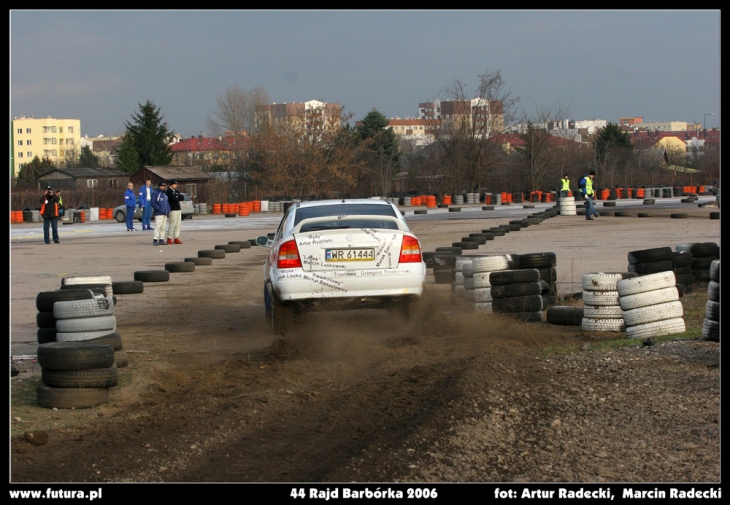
519,252,557,307
36,342,118,409
617,271,685,339
36,289,96,345
559,196,577,216
581,272,636,332
676,242,720,282
671,250,694,291
627,247,673,276
461,255,518,314
452,256,471,302
546,305,584,326
702,260,720,342
490,267,544,322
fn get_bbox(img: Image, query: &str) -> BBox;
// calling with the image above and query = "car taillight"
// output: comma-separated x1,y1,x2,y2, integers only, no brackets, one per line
399,235,422,263
277,239,302,268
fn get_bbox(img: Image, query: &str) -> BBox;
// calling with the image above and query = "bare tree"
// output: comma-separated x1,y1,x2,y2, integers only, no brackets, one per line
427,69,519,196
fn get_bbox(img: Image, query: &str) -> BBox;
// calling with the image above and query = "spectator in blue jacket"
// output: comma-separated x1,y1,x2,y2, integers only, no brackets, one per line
124,182,138,231
150,181,171,246
138,179,153,230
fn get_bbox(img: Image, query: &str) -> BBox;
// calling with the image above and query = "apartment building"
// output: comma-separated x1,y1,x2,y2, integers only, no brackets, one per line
256,100,341,137
12,116,81,177
418,98,504,136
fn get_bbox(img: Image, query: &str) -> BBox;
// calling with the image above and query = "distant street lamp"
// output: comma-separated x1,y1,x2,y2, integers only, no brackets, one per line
703,113,714,130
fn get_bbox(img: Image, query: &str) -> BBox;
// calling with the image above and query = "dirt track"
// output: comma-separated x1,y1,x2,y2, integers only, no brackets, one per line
10,203,720,484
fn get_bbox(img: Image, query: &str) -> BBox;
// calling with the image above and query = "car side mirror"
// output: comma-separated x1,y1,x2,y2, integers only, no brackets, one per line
255,236,273,248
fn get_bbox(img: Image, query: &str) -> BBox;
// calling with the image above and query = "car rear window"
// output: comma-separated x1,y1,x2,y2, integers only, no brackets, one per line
293,204,397,227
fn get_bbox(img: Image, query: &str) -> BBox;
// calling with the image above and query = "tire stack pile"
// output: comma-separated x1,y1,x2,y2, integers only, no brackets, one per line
676,242,720,283
36,289,97,345
452,256,472,302
617,271,685,339
519,252,557,307
671,250,694,291
461,255,517,314
61,275,114,298
581,272,636,332
36,341,118,409
423,248,458,285
490,267,544,322
559,196,577,216
627,247,674,277
702,260,720,342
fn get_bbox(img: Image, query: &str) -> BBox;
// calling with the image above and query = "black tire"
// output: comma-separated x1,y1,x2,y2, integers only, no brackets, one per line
628,259,674,275
547,306,584,326
36,312,57,329
86,332,123,351
705,300,719,321
114,210,125,223
492,294,544,313
460,241,479,250
523,204,535,209
482,206,494,210
709,260,720,281
670,213,688,219
60,283,112,297
134,270,170,282
224,213,237,218
436,246,462,256
707,280,719,301
37,342,115,371
215,243,241,253
485,228,505,236
414,209,427,215
433,267,455,284
692,256,719,269
426,254,456,268
165,262,196,273
615,211,632,217
228,241,252,248
36,289,95,313
36,384,110,409
461,236,483,244
37,327,56,344
448,207,461,212
702,319,719,342
489,269,540,286
709,212,719,220
637,213,652,218
508,223,521,231
684,242,719,257
115,350,129,368
643,199,655,205
42,364,119,388
272,293,295,334
672,251,694,268
603,201,616,207
112,281,144,295
490,281,542,299
627,247,673,264
184,257,213,266
518,252,556,269
198,249,226,259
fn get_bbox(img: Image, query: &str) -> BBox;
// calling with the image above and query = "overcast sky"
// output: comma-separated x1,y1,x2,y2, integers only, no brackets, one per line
10,10,721,139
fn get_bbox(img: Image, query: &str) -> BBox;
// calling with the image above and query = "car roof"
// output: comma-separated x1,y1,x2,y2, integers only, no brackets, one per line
296,198,392,209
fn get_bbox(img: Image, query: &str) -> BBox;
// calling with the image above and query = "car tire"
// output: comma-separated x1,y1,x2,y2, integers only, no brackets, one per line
215,244,241,253
198,250,226,259
228,241,252,249
115,210,125,223
36,289,95,313
617,271,676,296
37,342,115,371
165,262,196,273
36,384,110,409
53,297,114,319
114,350,129,368
619,287,679,310
272,293,295,334
625,317,686,339
546,306,584,326
112,281,144,295
134,270,170,282
581,317,626,332
184,257,213,266
42,364,119,389
56,315,116,333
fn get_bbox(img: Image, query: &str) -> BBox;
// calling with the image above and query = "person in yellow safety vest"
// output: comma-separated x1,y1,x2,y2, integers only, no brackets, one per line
581,170,599,221
560,174,570,198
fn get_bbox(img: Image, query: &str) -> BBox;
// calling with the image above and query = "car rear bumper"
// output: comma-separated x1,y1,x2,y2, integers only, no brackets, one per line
271,264,426,302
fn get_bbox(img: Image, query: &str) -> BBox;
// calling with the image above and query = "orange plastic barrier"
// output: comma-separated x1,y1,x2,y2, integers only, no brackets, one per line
426,195,437,208
78,210,86,223
442,195,452,205
212,204,222,214
484,195,490,205
636,188,645,198
252,200,261,212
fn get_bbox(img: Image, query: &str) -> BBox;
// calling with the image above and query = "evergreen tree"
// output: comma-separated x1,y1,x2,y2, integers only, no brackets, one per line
593,123,632,164
115,133,141,174
356,109,401,195
78,145,100,168
123,100,174,170
15,156,55,189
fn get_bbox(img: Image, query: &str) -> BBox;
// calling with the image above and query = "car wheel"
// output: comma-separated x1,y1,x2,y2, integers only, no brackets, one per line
115,210,125,223
272,293,294,334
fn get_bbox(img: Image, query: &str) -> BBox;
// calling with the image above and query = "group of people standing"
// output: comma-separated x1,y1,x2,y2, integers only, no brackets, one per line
126,179,184,246
560,171,599,220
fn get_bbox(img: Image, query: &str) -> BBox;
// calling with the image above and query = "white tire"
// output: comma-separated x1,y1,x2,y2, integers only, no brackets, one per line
559,209,577,216
455,257,472,273
582,272,636,291
582,290,620,306
559,196,575,203
583,305,624,319
61,275,112,286
53,297,115,319
626,317,686,339
56,315,116,333
56,329,119,342
619,287,679,310
617,271,676,296
454,271,465,284
582,317,626,332
623,301,683,327
473,302,493,314
470,272,492,288
464,288,475,302
471,288,493,303
471,255,514,273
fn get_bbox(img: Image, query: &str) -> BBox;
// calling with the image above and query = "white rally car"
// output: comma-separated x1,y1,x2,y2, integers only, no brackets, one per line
256,199,426,333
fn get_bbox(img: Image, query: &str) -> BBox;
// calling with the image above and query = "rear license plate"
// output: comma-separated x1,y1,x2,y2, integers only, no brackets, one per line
325,248,375,262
